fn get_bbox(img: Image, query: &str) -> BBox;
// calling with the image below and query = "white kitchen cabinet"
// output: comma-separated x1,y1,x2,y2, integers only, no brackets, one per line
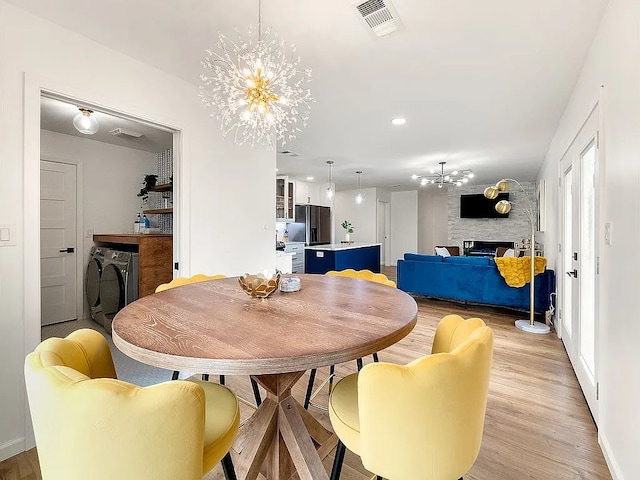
285,242,305,273
276,176,295,221
293,181,333,208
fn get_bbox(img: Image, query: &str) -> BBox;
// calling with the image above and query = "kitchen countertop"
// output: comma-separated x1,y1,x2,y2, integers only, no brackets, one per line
305,242,382,251
276,251,294,256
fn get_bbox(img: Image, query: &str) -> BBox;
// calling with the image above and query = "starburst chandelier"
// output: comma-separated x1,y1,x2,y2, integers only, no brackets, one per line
412,161,474,188
199,1,313,149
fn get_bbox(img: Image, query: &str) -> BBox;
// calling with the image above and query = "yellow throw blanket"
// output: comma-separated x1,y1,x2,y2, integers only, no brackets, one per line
494,256,547,287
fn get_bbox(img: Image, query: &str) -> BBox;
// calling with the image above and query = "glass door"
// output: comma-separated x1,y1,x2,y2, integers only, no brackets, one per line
559,106,599,423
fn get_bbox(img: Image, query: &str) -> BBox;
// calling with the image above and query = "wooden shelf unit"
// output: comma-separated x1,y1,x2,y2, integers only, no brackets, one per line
143,208,173,214
148,183,173,193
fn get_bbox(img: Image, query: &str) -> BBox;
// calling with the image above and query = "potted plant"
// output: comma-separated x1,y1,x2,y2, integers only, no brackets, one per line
137,174,158,202
341,220,354,242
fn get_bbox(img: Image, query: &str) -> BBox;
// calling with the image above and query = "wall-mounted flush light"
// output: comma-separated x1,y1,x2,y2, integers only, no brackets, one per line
306,176,314,181
391,117,406,126
73,108,99,135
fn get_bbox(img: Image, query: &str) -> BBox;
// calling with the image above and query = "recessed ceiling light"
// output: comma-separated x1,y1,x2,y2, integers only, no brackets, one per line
391,117,406,126
306,176,314,181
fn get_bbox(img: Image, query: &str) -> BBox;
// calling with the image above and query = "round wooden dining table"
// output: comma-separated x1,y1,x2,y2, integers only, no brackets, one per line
112,274,418,480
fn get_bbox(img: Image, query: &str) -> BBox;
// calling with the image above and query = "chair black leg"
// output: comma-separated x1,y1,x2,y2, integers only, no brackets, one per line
202,374,209,381
330,439,346,480
304,368,317,409
377,477,383,480
219,374,226,385
221,452,237,480
356,357,363,371
372,352,379,362
171,370,179,380
251,378,262,406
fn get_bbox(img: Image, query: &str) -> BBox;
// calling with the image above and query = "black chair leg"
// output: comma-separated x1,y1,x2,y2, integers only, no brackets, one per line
219,374,226,385
304,368,317,409
202,374,209,381
372,352,379,362
251,378,262,406
171,370,179,380
221,452,237,480
356,357,363,371
330,439,346,480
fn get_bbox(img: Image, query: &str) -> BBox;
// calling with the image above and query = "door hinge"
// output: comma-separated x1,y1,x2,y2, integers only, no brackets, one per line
558,243,562,253
174,262,179,270
596,131,600,149
596,382,599,400
558,177,562,188
558,308,562,320
596,256,599,274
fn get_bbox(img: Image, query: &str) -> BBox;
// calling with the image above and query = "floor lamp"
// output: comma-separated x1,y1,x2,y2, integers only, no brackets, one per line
484,179,551,334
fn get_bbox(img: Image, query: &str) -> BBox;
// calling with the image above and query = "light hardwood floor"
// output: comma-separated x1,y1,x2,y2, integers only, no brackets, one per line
1,269,612,480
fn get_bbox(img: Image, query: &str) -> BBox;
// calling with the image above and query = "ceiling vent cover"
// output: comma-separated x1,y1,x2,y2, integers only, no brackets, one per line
355,0,403,38
109,127,143,138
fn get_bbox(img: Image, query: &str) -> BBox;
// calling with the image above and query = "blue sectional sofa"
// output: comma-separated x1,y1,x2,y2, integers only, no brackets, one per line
397,253,555,313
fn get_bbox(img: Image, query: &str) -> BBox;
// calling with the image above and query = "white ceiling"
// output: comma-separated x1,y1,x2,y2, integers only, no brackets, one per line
41,96,173,153
13,0,609,191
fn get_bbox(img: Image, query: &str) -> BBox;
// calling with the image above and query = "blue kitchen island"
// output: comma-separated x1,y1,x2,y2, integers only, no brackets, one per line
305,243,381,274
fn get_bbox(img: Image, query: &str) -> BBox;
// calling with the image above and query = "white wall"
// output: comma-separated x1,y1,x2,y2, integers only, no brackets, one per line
418,188,448,254
0,2,274,461
390,191,418,262
540,0,639,477
40,130,157,318
333,187,378,243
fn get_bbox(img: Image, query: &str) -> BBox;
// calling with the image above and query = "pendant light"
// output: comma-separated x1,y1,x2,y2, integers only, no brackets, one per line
355,170,363,204
326,160,335,199
73,108,99,135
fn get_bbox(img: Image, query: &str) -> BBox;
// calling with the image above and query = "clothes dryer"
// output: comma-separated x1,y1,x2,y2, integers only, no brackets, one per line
99,249,139,334
85,246,105,325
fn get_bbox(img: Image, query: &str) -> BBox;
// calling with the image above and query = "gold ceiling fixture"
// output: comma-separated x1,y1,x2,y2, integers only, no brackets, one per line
199,0,313,149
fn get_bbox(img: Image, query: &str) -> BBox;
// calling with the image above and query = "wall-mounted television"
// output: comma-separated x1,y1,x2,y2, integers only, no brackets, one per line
460,193,510,219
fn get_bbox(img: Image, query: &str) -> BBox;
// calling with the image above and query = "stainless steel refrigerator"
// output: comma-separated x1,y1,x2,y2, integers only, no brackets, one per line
288,205,331,245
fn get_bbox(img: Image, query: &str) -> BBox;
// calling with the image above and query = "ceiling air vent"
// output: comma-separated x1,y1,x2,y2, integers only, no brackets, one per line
109,127,143,138
355,0,404,38
280,150,300,157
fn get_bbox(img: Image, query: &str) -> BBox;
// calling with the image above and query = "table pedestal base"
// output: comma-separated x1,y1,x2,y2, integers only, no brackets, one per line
232,371,337,480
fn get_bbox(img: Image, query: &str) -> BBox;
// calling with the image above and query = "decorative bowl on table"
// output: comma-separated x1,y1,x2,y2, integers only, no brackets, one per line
238,272,281,298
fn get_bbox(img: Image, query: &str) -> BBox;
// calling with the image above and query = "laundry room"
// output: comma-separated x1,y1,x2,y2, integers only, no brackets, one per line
39,95,175,334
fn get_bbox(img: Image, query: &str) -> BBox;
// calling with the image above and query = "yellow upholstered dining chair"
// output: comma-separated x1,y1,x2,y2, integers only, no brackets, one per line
156,274,263,407
328,315,494,480
24,329,240,480
304,269,396,410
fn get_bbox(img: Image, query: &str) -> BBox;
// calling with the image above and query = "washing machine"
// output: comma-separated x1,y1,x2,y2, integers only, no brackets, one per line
98,248,139,334
85,246,105,325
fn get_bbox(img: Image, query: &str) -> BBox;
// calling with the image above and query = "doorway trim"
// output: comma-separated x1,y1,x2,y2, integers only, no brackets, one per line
40,155,84,323
23,72,184,450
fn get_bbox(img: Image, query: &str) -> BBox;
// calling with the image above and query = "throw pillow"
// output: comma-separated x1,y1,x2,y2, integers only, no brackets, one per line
435,247,451,257
503,248,515,257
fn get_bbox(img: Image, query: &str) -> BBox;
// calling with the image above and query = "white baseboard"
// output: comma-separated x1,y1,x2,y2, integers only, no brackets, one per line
599,432,624,480
0,437,25,463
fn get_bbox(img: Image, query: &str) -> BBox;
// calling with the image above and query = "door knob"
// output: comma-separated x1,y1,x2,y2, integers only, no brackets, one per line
59,247,75,253
566,269,577,278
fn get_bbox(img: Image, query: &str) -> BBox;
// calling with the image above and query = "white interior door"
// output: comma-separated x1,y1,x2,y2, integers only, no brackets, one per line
559,107,599,423
40,160,78,326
